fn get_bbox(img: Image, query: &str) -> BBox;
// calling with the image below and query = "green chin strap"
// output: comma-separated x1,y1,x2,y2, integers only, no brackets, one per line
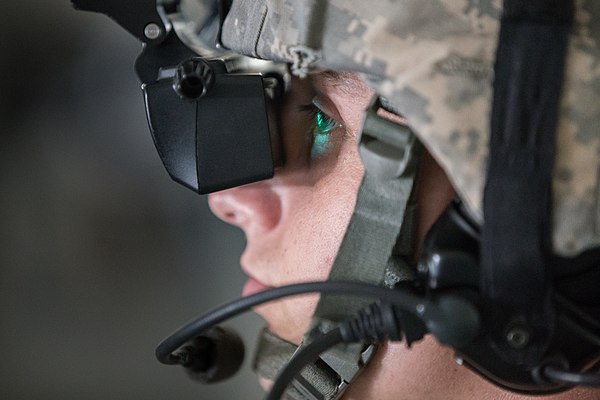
253,97,423,399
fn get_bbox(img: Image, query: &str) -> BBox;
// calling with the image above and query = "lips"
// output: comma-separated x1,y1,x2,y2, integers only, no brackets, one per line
240,253,275,296
242,277,273,297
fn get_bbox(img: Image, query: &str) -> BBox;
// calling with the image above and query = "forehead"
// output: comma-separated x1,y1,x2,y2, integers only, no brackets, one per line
313,71,369,96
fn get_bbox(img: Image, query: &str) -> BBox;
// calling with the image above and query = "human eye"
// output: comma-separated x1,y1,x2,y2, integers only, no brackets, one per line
301,98,343,158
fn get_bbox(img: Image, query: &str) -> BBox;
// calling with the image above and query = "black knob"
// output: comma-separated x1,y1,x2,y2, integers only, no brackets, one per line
173,58,215,100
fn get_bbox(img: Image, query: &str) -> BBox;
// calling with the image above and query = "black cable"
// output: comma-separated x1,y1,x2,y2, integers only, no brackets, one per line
265,328,344,400
543,366,600,387
156,281,429,365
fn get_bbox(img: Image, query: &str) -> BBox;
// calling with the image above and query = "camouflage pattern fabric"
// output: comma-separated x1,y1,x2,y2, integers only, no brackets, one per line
186,0,600,256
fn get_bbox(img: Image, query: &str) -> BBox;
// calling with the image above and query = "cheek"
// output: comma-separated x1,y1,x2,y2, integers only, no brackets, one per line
288,155,363,281
285,206,347,278
256,198,357,343
259,145,364,344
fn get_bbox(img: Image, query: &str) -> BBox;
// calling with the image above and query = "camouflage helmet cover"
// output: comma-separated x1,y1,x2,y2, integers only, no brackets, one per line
183,0,600,257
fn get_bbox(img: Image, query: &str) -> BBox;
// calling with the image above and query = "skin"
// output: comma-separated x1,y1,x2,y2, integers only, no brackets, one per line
208,72,599,399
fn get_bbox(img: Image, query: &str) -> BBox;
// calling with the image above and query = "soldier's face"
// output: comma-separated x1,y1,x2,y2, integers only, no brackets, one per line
208,71,460,398
208,72,368,344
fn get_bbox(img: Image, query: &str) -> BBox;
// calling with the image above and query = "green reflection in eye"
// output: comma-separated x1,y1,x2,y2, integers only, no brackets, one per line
315,110,338,134
311,109,340,158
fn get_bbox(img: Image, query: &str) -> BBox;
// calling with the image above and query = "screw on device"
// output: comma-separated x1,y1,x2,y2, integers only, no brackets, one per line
173,58,215,100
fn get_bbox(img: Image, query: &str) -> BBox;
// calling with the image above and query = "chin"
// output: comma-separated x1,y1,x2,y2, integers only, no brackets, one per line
254,297,319,345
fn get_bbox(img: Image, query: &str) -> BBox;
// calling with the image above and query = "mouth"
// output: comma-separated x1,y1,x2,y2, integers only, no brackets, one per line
242,276,274,297
240,257,275,296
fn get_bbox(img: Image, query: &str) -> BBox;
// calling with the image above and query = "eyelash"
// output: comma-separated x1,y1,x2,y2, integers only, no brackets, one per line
299,100,342,157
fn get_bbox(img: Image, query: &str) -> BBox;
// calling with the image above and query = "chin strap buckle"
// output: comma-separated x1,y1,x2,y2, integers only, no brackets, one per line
291,325,377,400
253,329,376,400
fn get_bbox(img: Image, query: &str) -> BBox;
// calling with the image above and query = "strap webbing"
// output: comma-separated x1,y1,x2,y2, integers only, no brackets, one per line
292,102,422,399
482,0,574,365
313,170,418,318
253,100,422,400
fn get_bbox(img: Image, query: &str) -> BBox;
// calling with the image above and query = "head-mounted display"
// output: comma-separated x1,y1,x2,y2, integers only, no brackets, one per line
73,0,288,194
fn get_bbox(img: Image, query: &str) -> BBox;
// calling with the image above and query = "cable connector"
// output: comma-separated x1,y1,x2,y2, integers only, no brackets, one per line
338,303,396,343
337,302,426,346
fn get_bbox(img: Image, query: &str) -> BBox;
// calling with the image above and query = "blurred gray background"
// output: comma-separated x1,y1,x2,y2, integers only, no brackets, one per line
0,1,263,399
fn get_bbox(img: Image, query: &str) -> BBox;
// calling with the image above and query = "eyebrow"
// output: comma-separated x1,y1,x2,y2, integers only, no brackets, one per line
320,70,345,82
316,70,371,98
319,70,357,86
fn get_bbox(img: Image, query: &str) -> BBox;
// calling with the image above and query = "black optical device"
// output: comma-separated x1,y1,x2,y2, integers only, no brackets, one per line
72,0,286,194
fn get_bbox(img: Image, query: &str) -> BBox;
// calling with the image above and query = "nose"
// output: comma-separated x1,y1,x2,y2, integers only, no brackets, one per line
208,182,282,234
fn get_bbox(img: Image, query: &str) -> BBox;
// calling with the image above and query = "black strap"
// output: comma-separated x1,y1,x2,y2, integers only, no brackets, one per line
481,0,574,365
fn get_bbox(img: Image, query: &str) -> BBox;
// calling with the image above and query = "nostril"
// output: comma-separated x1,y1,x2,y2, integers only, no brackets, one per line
224,210,242,225
208,194,238,225
208,185,281,233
